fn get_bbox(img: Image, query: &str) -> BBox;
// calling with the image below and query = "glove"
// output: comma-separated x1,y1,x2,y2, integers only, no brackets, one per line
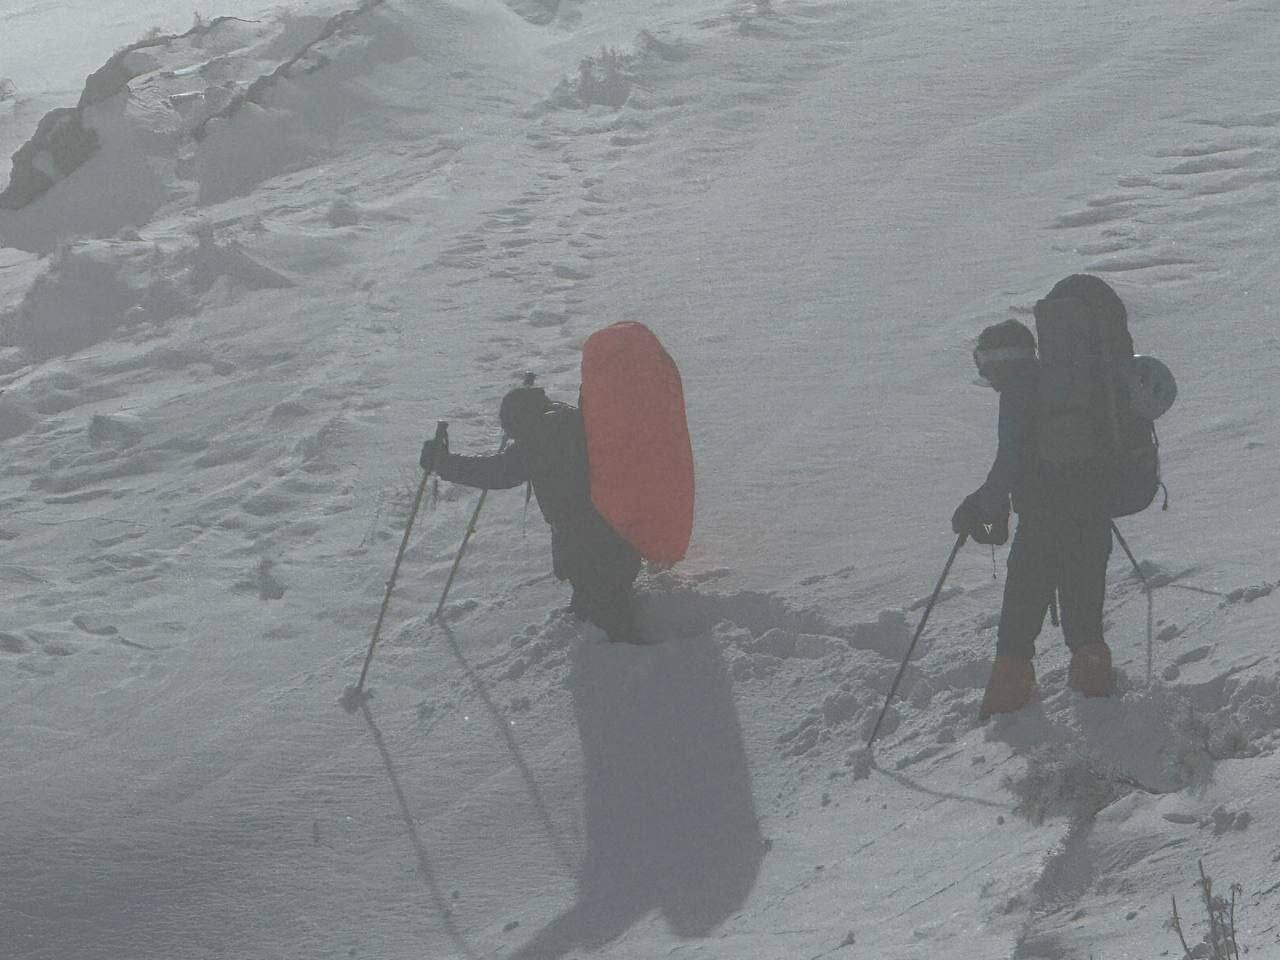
419,434,449,472
952,488,1010,545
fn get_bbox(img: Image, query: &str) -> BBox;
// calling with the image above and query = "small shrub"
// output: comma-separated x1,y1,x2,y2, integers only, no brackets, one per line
1169,860,1243,960
576,47,631,108
1168,706,1252,788
389,465,426,516
0,79,16,102
1003,744,1135,826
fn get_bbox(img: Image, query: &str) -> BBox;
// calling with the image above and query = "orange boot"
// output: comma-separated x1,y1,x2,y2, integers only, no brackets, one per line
1068,641,1114,698
979,656,1038,720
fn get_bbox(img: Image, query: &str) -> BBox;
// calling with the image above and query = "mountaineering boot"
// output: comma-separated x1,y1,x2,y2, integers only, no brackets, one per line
1068,641,1114,698
979,656,1037,720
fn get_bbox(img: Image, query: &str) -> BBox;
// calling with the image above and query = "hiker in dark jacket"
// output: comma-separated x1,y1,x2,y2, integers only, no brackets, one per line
953,312,1114,720
420,386,643,644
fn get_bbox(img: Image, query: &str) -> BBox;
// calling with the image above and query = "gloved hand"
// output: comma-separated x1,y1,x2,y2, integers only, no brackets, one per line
952,488,1009,545
420,434,449,472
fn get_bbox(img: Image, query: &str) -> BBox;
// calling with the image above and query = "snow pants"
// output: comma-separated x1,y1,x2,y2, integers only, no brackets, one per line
997,510,1112,660
551,511,642,642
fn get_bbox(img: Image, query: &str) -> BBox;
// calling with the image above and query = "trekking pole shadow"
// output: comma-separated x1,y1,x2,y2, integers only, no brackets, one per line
870,758,1010,810
435,622,576,877
510,633,764,960
1164,580,1228,598
358,700,481,960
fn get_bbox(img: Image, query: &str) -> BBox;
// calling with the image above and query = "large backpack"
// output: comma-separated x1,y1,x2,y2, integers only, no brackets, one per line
580,321,695,565
1032,274,1169,517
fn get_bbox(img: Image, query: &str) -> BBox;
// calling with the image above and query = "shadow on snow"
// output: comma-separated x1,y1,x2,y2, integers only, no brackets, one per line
510,632,765,959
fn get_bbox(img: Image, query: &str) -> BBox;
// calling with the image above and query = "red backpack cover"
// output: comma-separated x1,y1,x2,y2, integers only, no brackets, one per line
581,322,694,565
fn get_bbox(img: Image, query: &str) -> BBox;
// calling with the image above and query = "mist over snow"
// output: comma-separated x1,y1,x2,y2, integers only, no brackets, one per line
2,1,1280,959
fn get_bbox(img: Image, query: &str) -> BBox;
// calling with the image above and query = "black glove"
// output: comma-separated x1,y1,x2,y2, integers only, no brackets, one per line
952,489,1010,545
419,434,448,472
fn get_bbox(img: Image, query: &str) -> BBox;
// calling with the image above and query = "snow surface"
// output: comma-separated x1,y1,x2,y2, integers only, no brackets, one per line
2,0,1280,958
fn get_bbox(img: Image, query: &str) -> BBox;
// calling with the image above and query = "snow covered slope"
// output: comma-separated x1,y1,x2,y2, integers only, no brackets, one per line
2,0,1279,958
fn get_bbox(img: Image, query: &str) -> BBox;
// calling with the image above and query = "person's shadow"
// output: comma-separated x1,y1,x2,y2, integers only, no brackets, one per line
510,631,765,959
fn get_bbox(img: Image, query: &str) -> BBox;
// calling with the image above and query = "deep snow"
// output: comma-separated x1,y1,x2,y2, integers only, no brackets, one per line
2,0,1279,958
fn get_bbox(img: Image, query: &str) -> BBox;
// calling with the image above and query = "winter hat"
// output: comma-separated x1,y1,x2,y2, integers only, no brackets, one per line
972,320,1035,389
499,386,550,438
975,318,1036,354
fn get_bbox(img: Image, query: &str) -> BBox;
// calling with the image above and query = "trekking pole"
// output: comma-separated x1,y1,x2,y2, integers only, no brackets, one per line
1112,520,1157,686
431,436,510,623
868,532,968,748
1111,521,1149,590
344,421,448,709
521,371,536,538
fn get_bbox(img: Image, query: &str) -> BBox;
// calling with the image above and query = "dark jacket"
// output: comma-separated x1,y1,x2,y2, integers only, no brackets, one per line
438,403,592,526
436,403,639,590
979,360,1038,515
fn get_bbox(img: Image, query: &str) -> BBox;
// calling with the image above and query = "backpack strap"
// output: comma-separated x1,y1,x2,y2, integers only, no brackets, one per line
1094,308,1125,451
